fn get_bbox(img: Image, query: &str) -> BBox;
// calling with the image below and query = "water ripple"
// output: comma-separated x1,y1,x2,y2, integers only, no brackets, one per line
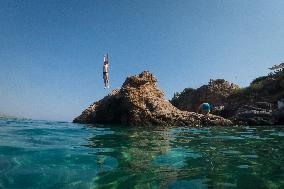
0,118,283,189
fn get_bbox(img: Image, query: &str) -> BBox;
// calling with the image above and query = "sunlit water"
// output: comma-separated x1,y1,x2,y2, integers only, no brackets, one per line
0,118,283,189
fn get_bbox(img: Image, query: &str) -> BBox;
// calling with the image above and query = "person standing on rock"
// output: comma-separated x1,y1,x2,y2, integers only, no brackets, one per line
198,102,211,115
103,53,109,89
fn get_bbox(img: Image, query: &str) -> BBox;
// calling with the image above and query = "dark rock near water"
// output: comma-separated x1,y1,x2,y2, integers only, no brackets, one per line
224,71,284,125
232,103,284,126
233,103,275,126
74,71,232,126
171,70,284,126
273,109,284,125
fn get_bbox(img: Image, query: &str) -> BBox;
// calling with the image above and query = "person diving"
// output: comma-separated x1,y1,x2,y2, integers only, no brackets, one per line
103,53,109,89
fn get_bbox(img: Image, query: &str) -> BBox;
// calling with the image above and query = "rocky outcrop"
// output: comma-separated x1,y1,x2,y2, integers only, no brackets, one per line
231,103,284,126
171,79,239,113
171,70,284,126
232,103,274,125
224,71,284,125
74,71,232,126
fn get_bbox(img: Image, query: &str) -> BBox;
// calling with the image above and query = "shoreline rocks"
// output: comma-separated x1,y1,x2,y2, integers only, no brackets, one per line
233,103,275,126
74,71,232,127
171,79,239,113
171,70,284,126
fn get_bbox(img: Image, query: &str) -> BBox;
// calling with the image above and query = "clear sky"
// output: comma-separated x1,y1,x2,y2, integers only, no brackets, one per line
1,0,284,121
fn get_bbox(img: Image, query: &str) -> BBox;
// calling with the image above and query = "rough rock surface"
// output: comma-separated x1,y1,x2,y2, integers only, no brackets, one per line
171,79,239,112
232,103,275,125
74,71,232,126
224,71,284,125
171,70,284,126
228,102,284,126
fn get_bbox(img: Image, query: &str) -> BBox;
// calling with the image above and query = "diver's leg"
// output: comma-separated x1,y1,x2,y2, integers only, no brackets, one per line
103,74,107,88
106,73,109,88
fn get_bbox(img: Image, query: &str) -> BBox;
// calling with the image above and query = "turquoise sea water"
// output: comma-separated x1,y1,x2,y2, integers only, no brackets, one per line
0,118,283,189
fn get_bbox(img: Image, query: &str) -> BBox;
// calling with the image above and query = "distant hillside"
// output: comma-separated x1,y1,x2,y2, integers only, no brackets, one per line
0,113,24,119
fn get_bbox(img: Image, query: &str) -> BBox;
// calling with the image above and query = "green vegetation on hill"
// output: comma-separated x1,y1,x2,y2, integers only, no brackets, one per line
229,70,284,106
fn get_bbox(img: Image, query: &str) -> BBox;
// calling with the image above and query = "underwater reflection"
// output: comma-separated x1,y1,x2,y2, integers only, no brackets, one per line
86,127,179,189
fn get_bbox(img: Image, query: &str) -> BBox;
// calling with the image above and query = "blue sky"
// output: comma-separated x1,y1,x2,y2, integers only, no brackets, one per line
1,0,284,121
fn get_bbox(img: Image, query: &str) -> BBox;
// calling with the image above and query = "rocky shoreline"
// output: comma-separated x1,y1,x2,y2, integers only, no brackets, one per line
74,70,284,126
73,71,232,126
171,70,284,126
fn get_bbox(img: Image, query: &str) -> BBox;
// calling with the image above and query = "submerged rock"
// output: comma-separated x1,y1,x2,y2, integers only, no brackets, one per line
74,71,232,126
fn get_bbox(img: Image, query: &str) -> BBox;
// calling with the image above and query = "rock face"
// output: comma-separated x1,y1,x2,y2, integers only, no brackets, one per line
171,79,239,113
74,71,232,126
171,70,284,126
224,71,284,125
232,103,275,125
230,103,284,126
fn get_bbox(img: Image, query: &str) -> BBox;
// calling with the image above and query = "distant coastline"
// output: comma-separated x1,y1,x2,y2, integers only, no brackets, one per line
0,113,10,118
0,113,26,119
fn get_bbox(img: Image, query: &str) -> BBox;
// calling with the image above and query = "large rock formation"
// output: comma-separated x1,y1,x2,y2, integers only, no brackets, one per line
232,102,275,126
224,71,284,125
74,71,232,126
171,70,284,126
171,79,239,113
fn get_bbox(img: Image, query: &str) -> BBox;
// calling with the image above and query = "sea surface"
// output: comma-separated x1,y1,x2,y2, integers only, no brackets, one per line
0,118,283,189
